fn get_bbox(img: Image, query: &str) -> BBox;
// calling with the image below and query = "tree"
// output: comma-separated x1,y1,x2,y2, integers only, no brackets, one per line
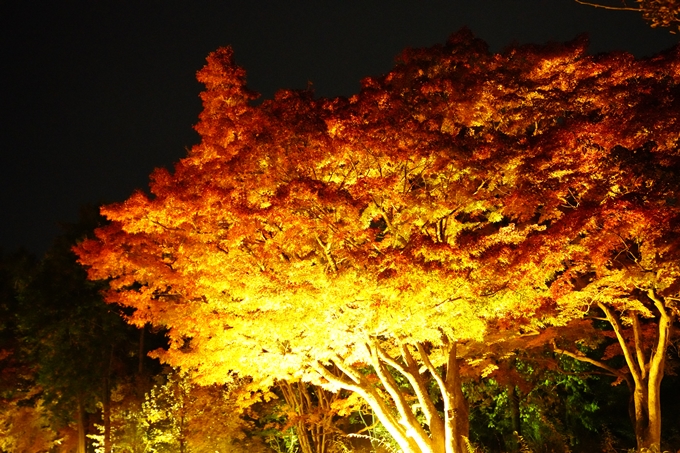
575,0,680,33
17,206,148,453
0,249,68,452
77,31,680,452
473,41,680,449
504,59,680,450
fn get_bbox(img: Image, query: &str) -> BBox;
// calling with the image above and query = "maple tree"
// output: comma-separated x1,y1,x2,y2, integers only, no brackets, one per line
76,30,680,452
487,44,680,450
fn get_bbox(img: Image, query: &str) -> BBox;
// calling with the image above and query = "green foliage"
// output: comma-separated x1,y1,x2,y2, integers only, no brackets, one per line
467,355,602,452
266,427,300,453
14,207,133,420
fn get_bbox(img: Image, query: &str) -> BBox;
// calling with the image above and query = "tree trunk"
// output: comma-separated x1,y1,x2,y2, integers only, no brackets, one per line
632,386,652,449
314,336,470,453
552,293,673,452
508,384,521,451
597,295,671,452
280,381,338,453
103,375,112,453
138,324,145,375
508,385,521,437
445,342,470,453
626,373,665,451
103,345,114,453
77,394,87,453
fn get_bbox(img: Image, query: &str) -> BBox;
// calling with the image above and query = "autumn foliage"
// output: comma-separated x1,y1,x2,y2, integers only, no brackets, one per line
76,30,680,452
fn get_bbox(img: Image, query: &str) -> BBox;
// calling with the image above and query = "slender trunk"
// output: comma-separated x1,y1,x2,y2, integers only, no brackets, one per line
644,291,670,451
279,381,320,453
597,293,672,452
138,324,145,375
77,394,87,453
103,346,114,453
179,434,186,453
508,385,521,437
103,376,112,453
314,337,470,453
446,343,469,453
508,384,521,452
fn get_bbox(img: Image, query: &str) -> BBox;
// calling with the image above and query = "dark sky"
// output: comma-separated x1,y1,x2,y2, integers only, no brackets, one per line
0,1,677,255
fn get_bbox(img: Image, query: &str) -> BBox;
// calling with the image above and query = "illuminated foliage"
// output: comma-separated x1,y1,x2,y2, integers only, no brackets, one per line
88,371,269,453
0,377,57,453
77,30,680,452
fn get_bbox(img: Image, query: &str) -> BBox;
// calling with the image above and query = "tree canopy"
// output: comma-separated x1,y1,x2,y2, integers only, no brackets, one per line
76,30,680,453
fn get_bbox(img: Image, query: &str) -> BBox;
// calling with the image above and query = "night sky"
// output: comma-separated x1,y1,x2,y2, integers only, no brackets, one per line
1,1,677,255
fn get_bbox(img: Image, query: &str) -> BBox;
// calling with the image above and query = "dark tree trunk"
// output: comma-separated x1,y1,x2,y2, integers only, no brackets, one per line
103,345,114,453
508,383,522,452
103,375,112,453
77,394,87,453
138,325,145,375
509,385,521,437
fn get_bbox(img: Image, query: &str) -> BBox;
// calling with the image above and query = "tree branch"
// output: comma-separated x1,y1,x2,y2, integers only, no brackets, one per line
552,343,619,376
366,342,413,424
374,341,442,438
597,302,643,388
647,289,672,388
393,342,441,429
366,341,432,452
315,235,338,272
631,313,648,379
417,342,458,453
317,357,418,453
311,361,363,393
574,0,643,12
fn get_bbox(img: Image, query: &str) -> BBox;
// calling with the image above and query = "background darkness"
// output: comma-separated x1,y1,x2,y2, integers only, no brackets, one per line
0,0,677,255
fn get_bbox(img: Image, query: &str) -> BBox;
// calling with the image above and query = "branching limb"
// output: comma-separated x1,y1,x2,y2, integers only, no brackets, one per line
375,341,441,432
315,357,418,453
366,341,414,425
574,0,643,12
366,341,432,452
417,342,458,453
315,235,338,272
647,290,672,387
312,361,364,393
597,302,643,388
552,341,632,389
330,354,364,385
375,341,440,429
632,314,648,379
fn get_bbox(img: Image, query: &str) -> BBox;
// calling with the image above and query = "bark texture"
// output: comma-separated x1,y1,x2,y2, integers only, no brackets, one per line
315,336,470,453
